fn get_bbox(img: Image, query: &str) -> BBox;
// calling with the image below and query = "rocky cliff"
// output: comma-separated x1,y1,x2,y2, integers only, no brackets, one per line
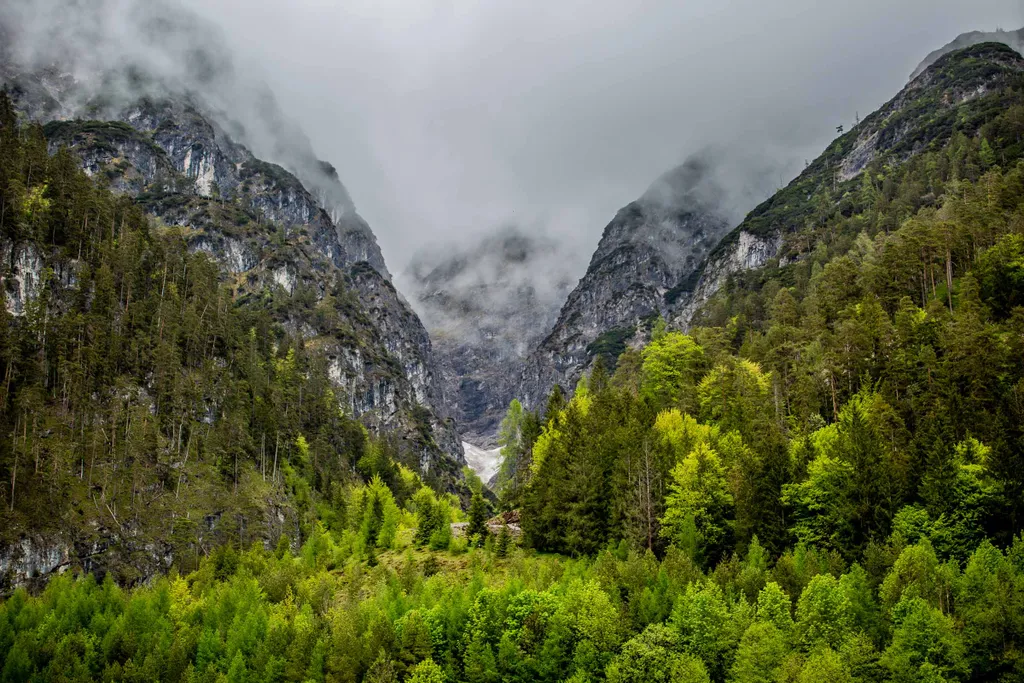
675,42,1024,330
517,151,767,409
404,228,575,446
0,38,464,483
910,27,1023,80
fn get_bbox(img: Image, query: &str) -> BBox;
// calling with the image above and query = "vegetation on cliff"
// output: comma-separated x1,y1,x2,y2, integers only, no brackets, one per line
5,43,1024,683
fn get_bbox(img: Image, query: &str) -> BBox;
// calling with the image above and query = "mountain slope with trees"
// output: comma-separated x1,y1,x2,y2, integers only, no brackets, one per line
0,93,476,587
0,35,465,472
910,25,1023,79
517,150,778,413
672,42,1024,328
501,41,1024,565
4,36,1024,683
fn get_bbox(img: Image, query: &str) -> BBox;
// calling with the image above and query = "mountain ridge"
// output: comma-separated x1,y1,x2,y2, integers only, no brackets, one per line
910,26,1024,80
511,41,1024,423
516,148,779,411
674,41,1024,331
404,227,576,446
0,15,467,481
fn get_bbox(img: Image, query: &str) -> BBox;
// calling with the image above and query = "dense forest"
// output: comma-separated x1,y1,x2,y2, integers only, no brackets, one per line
4,44,1024,683
0,90,463,577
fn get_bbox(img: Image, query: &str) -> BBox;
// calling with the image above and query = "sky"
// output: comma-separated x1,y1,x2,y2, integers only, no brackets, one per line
7,0,1024,278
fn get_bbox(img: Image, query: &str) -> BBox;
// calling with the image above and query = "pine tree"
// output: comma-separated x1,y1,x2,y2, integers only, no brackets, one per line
468,490,489,546
979,138,997,168
495,525,511,558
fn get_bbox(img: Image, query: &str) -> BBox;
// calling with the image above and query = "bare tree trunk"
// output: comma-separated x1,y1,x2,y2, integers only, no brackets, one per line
273,434,280,483
830,373,839,420
9,417,18,512
176,430,194,500
946,248,954,312
644,442,654,551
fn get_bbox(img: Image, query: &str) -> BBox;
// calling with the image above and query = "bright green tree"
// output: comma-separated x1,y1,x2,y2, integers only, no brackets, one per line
661,442,734,564
795,574,854,652
468,491,490,546
640,332,706,411
729,622,789,683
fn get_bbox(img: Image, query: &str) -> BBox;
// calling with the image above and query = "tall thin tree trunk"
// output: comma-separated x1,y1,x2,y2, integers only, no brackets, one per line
9,416,18,512
946,248,954,312
273,434,280,483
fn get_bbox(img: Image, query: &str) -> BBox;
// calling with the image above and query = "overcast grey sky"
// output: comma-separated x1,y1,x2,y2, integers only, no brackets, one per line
17,0,1024,275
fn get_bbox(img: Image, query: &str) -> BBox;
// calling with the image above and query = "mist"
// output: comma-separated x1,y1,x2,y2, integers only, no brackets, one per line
0,0,357,223
3,0,1023,284
402,225,578,350
179,0,1022,274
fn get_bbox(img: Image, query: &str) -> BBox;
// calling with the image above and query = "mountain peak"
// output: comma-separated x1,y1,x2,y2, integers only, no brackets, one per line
910,26,1024,80
403,227,580,445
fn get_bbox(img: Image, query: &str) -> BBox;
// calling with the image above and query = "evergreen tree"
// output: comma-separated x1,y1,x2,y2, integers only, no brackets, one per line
495,525,511,557
468,490,489,546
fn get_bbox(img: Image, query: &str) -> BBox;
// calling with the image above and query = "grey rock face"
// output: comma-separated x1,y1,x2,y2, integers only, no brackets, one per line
672,43,1024,332
0,537,71,589
910,27,1023,80
2,62,464,487
0,503,304,590
670,230,783,328
405,228,576,446
517,154,739,409
1,242,45,316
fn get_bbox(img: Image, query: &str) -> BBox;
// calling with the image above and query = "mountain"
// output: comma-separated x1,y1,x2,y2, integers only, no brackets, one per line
0,1,369,247
517,40,1024,418
0,59,463,470
910,26,1024,80
403,228,576,447
0,5,467,584
517,149,777,409
508,41,1024,562
8,28,1024,683
674,42,1024,331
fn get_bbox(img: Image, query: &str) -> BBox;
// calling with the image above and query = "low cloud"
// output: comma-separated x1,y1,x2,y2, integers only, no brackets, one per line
400,224,583,353
3,0,1022,281
0,0,354,220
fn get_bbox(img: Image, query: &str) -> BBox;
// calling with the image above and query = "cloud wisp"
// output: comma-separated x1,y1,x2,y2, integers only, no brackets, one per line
4,0,1023,279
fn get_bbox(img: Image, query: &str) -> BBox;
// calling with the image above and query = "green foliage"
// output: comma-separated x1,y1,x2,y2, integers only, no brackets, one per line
8,46,1024,683
640,332,705,411
795,574,854,652
352,475,401,551
413,485,449,548
976,233,1024,316
881,596,967,682
606,624,708,683
468,491,489,546
0,504,1023,683
407,658,446,683
729,622,787,683
661,442,734,564
495,525,511,558
670,580,740,680
797,648,853,683
587,326,634,369
496,399,541,510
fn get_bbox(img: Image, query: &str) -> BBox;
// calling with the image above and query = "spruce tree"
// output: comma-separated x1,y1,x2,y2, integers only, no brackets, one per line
468,490,489,546
495,525,511,557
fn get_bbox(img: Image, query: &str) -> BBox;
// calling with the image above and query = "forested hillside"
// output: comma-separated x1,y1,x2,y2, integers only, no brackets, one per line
0,94,471,584
0,1,467,498
4,40,1024,683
